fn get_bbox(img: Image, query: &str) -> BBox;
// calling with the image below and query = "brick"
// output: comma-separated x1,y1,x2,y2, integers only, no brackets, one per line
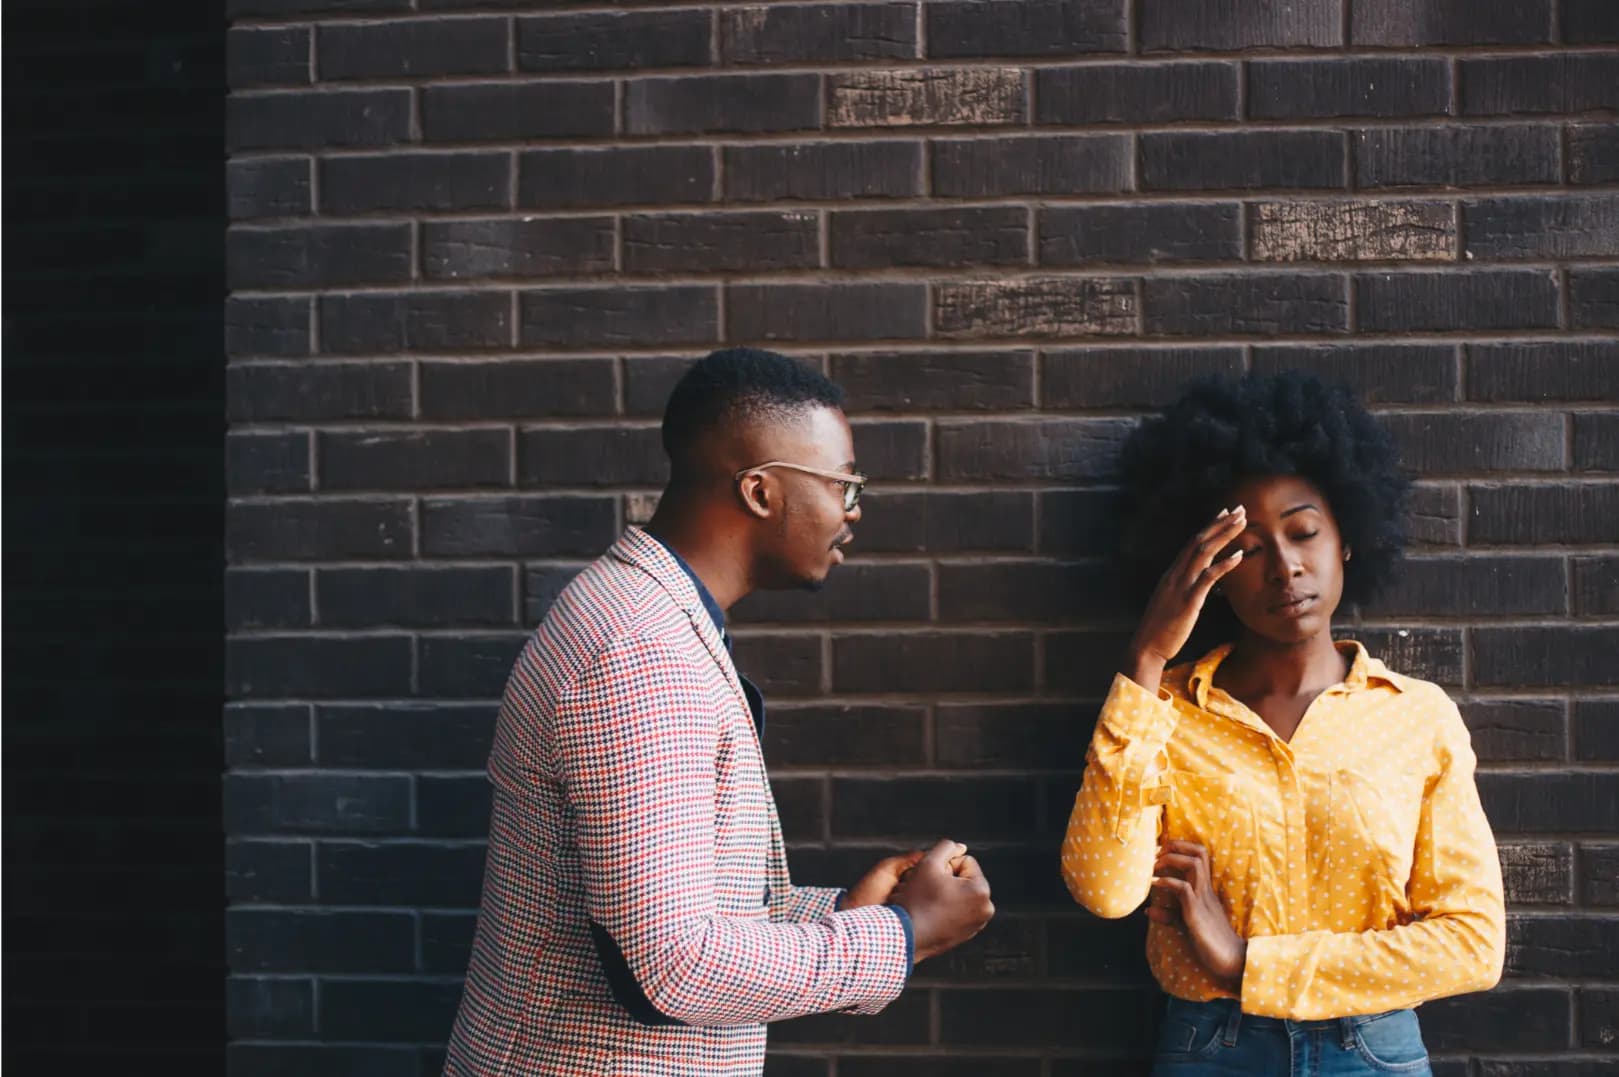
320,291,512,355
832,776,1039,840
1044,628,1140,695
319,428,510,491
227,89,410,152
226,568,312,631
1509,915,1619,977
318,18,508,80
1575,557,1619,616
524,564,585,622
1474,627,1619,689
937,418,1134,481
1575,414,1619,472
1565,0,1619,41
418,775,493,837
227,223,411,290
1247,58,1450,119
1406,482,1463,546
1043,346,1244,408
418,634,528,698
1465,194,1619,259
1380,412,1566,475
858,491,1035,553
319,152,509,215
1568,123,1619,184
842,1058,1036,1077
225,702,313,765
227,909,413,973
228,297,311,358
1143,273,1347,336
1468,341,1619,402
420,495,617,557
518,426,666,486
318,566,515,628
725,141,920,202
723,3,916,64
1140,131,1345,190
318,703,497,769
731,562,932,624
623,356,701,416
421,82,614,142
939,988,1156,1049
1459,695,1569,761
1040,203,1242,265
320,979,462,1042
939,560,1130,622
833,631,1033,693
1497,841,1573,904
1571,267,1619,329
1461,54,1619,114
1421,989,1571,1051
1139,0,1342,50
936,702,1090,769
228,977,314,1040
225,636,413,700
1039,489,1125,556
227,840,312,904
829,68,1025,128
1253,344,1458,404
1352,626,1465,687
226,362,412,423
1470,482,1619,544
227,431,310,496
832,206,1027,269
227,499,412,562
520,146,715,209
1580,989,1619,1051
626,74,821,136
852,418,929,480
1036,61,1235,123
422,358,616,420
770,776,825,840
931,135,1129,199
624,211,820,274
1355,125,1560,188
519,10,709,72
228,158,311,221
319,841,478,906
831,350,1034,411
228,27,309,89
1352,0,1552,45
521,287,718,348
1251,200,1455,262
727,283,927,342
935,278,1137,338
226,1045,416,1077
424,218,614,281
729,634,822,697
1581,844,1619,904
421,912,477,973
1574,699,1619,766
926,0,1125,58
762,704,926,768
1356,270,1559,332
230,0,404,12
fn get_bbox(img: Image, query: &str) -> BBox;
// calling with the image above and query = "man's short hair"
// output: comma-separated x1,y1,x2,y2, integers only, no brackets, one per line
661,348,844,479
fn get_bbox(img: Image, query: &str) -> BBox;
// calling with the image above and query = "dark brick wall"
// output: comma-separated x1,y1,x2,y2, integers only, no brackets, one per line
223,2,1618,1073
5,0,226,1071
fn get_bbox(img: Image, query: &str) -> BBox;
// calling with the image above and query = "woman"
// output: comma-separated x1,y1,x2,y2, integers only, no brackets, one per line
1061,373,1504,1075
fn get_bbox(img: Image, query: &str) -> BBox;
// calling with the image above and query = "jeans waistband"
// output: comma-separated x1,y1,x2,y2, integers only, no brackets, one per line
1165,996,1412,1049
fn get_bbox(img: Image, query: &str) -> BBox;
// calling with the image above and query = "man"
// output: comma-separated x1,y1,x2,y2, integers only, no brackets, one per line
445,348,994,1076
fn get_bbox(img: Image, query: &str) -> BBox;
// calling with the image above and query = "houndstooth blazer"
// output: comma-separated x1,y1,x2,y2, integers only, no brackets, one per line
444,527,911,1076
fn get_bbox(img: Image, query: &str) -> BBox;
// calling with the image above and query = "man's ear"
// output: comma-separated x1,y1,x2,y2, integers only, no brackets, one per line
736,472,773,520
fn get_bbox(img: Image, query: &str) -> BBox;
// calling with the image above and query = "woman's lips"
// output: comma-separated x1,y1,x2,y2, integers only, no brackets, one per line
1273,594,1317,617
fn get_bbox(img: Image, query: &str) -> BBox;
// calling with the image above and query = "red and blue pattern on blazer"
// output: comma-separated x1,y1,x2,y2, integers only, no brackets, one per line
445,527,911,1076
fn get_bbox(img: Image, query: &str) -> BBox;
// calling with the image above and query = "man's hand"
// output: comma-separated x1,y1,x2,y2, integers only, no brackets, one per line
1149,840,1246,987
888,839,995,964
843,850,926,909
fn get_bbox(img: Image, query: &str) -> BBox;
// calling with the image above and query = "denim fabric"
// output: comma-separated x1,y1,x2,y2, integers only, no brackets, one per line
1152,997,1432,1076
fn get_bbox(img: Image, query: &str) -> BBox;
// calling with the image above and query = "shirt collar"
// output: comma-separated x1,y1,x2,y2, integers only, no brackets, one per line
644,530,727,638
1187,638,1403,709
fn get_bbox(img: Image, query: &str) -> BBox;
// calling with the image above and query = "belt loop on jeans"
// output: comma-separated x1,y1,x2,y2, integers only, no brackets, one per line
1339,1016,1356,1050
1222,1003,1242,1047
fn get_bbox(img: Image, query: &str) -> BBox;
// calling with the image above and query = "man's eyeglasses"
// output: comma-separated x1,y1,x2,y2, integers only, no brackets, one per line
733,461,867,513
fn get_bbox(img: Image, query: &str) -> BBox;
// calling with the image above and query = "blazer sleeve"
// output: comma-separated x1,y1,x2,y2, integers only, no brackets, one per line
553,633,912,1027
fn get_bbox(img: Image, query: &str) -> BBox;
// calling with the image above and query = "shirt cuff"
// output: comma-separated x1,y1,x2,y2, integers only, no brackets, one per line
1239,934,1299,1018
884,902,915,978
1100,672,1180,743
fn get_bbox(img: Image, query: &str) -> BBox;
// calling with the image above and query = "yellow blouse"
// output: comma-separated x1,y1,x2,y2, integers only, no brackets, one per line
1061,640,1504,1020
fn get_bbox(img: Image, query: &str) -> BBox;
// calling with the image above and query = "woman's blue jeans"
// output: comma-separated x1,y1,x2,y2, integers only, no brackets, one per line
1152,997,1432,1076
